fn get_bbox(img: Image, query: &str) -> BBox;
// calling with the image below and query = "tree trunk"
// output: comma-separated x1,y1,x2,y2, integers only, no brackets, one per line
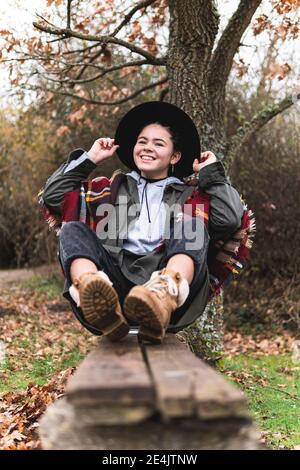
177,293,225,364
167,0,227,156
167,0,226,360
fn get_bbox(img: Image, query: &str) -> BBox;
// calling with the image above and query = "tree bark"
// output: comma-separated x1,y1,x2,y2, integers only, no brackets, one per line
167,0,226,360
167,0,223,153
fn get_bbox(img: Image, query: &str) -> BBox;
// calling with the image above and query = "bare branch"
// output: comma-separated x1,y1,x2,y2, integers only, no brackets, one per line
111,0,157,37
80,58,157,73
24,55,164,90
39,68,117,85
27,76,168,105
63,58,152,74
48,35,69,44
62,39,168,56
35,13,57,29
67,0,72,29
3,55,158,75
32,22,165,64
75,46,105,82
208,0,263,92
227,93,300,163
63,43,101,55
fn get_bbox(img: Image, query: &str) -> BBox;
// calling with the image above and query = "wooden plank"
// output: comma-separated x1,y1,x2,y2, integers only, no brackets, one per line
143,334,248,420
67,335,155,412
40,397,263,450
143,336,195,418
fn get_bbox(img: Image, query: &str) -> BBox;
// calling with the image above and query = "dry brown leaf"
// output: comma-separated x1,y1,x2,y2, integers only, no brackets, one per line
266,62,291,80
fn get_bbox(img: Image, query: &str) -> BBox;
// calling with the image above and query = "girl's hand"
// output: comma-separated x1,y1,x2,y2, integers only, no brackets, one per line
193,151,217,173
87,137,119,165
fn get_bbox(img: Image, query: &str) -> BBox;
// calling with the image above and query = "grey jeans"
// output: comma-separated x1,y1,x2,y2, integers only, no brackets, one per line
58,221,209,335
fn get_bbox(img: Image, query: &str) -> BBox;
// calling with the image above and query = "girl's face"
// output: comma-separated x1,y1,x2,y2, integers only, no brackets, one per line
133,123,181,179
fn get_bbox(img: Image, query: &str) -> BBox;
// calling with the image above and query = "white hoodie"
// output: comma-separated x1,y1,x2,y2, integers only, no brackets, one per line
123,171,184,255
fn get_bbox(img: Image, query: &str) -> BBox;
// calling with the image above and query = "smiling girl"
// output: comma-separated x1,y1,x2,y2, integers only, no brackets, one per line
40,101,244,343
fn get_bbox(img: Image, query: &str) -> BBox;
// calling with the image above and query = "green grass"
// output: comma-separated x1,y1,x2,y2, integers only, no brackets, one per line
221,355,300,449
20,273,63,301
0,347,86,393
0,273,96,394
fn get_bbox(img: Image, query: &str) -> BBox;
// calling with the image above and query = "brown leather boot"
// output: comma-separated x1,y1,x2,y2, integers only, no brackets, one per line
73,271,129,342
123,268,189,344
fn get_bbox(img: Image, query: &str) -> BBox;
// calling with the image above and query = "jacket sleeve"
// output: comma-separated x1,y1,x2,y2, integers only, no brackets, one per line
198,160,244,240
41,149,97,216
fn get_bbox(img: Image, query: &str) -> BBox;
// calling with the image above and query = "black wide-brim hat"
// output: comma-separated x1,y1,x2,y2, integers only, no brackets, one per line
114,101,201,178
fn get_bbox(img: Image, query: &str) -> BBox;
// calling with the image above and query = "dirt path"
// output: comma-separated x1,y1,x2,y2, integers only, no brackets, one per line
0,264,60,288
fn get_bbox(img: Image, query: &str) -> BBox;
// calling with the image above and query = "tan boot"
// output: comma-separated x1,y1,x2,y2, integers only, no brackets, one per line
123,268,189,344
71,271,129,342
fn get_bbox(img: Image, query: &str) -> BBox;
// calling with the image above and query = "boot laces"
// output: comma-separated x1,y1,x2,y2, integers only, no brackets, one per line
143,274,178,299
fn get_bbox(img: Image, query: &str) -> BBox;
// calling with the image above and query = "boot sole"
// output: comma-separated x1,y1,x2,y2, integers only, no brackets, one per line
123,295,165,344
81,278,129,342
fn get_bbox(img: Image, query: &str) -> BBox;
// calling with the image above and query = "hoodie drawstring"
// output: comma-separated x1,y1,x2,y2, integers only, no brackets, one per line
141,181,151,223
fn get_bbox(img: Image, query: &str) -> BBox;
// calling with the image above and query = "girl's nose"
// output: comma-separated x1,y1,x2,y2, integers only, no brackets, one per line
143,143,154,152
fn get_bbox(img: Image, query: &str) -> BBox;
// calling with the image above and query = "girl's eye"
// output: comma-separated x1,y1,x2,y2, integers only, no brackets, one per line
137,140,163,146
